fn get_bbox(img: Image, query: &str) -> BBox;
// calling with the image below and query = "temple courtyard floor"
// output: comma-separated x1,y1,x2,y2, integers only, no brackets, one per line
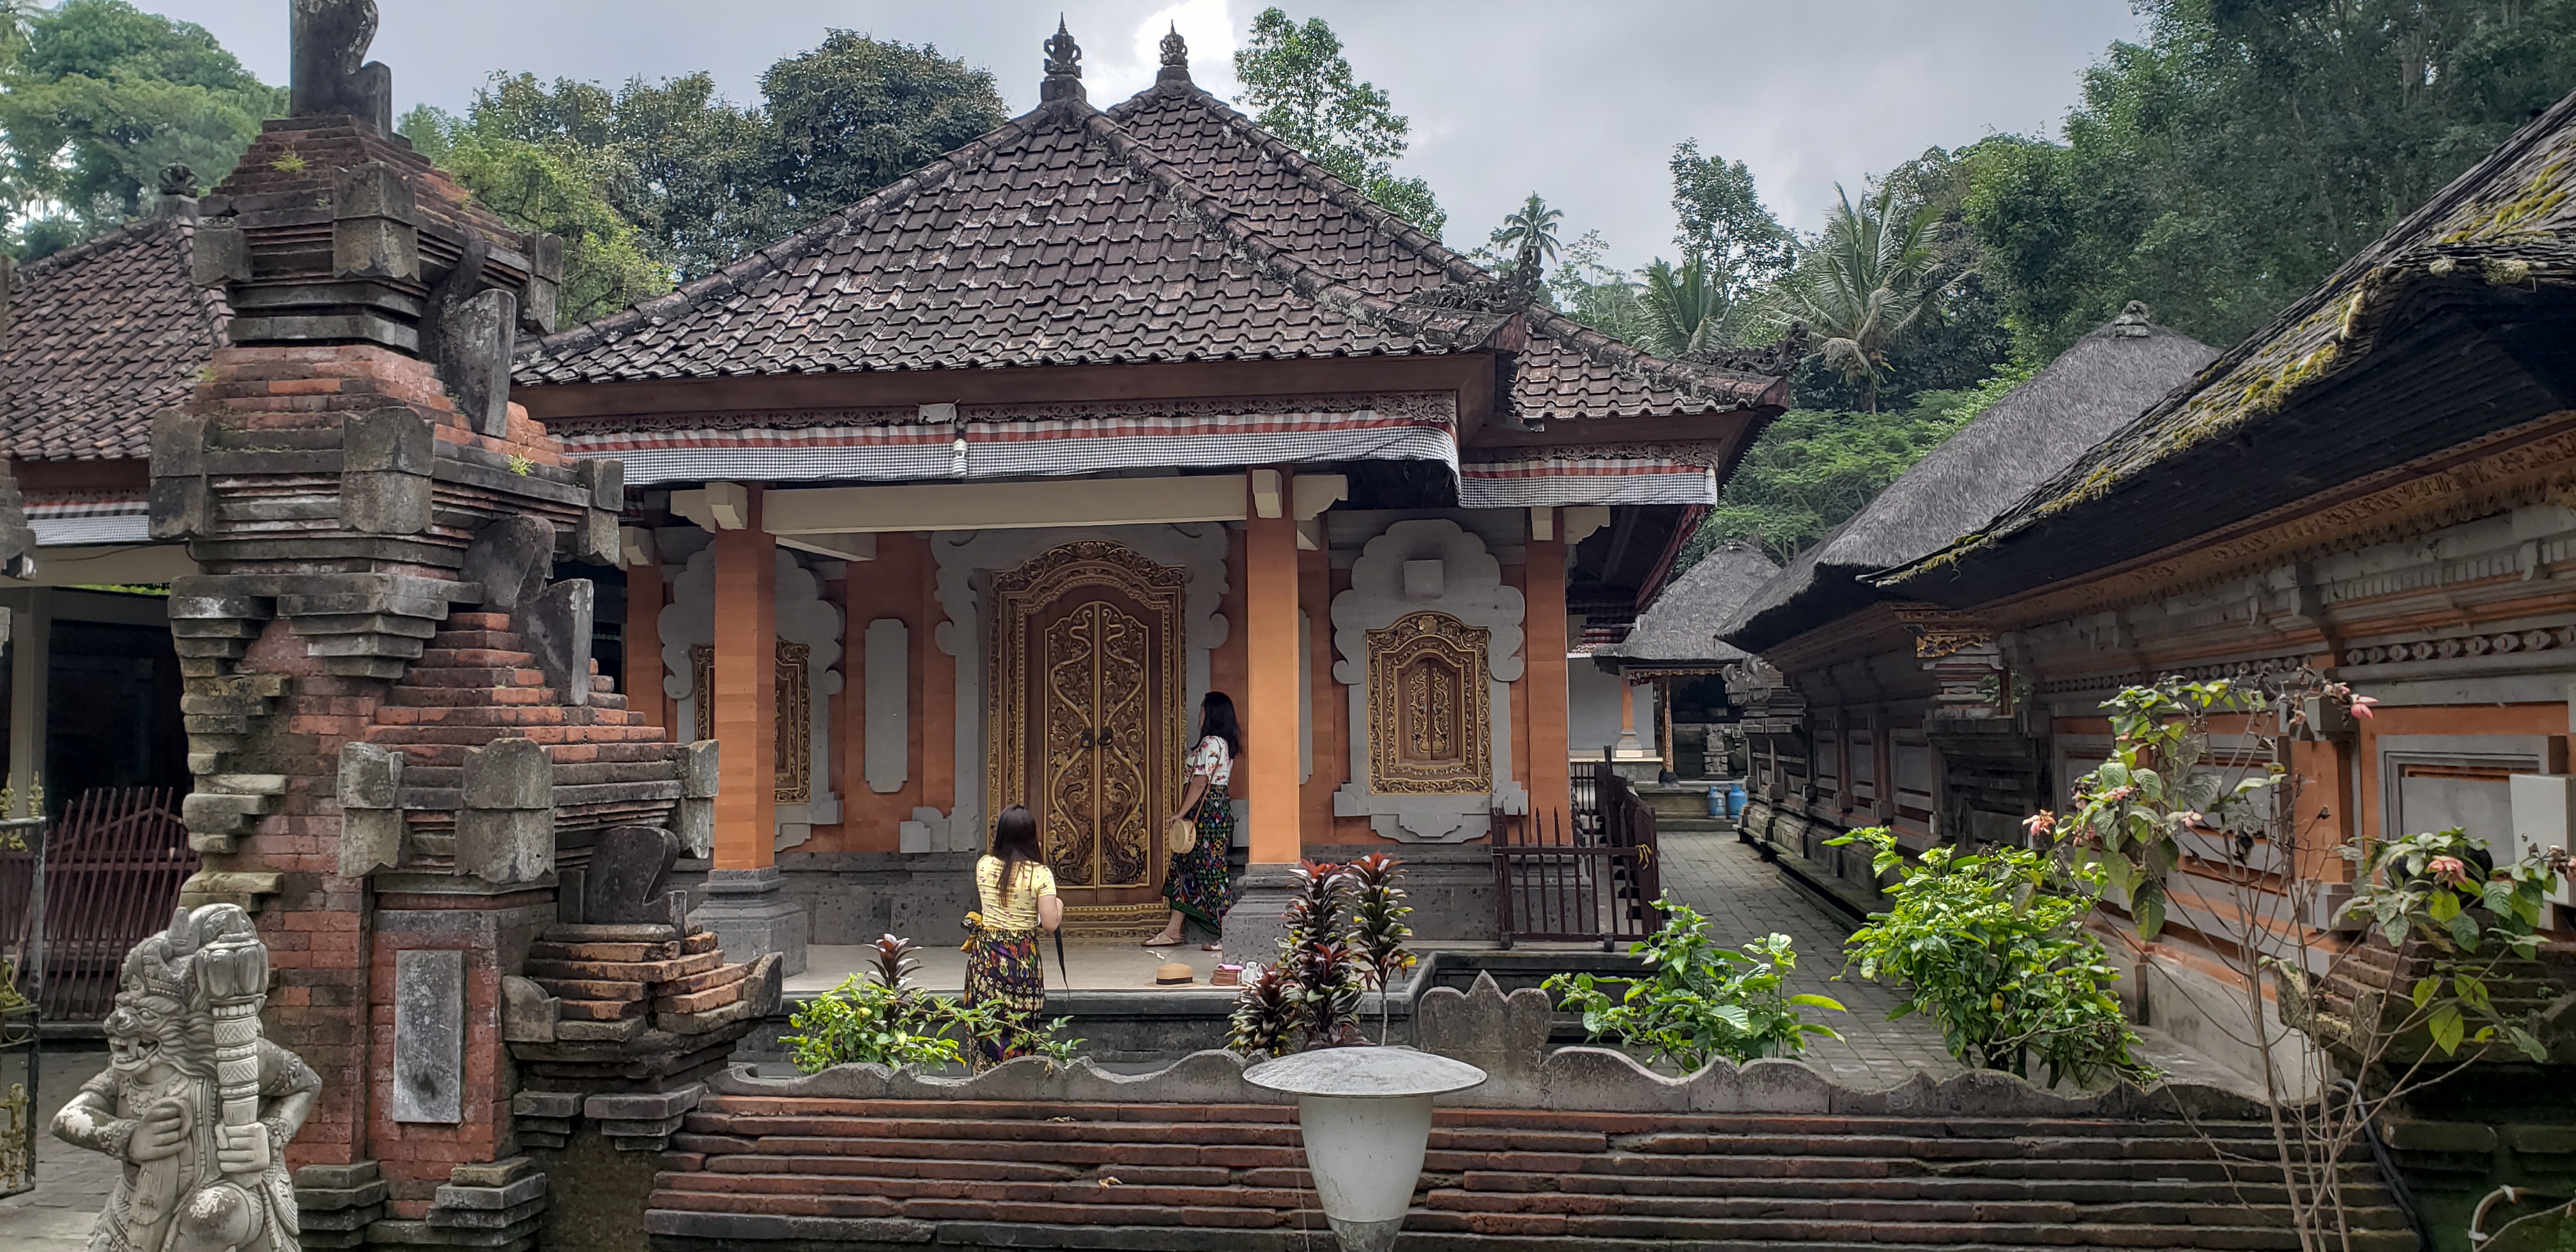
0,832,2249,1250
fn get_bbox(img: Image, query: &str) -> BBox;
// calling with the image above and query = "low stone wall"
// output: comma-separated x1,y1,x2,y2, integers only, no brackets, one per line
637,976,2415,1251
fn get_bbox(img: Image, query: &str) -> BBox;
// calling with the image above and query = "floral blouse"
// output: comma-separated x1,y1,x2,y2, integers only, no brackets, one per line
1186,735,1234,789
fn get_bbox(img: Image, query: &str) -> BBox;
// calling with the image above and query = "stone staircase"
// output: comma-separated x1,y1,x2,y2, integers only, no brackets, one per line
643,1095,2419,1251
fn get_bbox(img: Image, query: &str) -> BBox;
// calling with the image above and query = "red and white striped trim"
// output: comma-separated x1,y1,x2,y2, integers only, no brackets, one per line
28,496,150,546
562,409,1459,485
1459,457,1717,507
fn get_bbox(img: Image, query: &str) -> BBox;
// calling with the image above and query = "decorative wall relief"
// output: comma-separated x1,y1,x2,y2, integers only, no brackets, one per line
1333,519,1527,841
664,545,845,849
1366,611,1492,794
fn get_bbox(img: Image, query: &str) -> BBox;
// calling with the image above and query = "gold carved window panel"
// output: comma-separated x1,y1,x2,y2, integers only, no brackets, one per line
987,543,1187,928
685,640,815,805
1366,611,1491,795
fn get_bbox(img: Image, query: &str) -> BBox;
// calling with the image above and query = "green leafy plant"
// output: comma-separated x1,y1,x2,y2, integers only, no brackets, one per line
2338,827,2556,1060
1344,853,1416,1043
779,934,1078,1073
1832,827,2154,1088
2056,678,2280,940
1545,900,1844,1070
507,454,535,476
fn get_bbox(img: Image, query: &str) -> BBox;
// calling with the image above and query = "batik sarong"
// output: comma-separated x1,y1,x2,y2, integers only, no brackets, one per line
1162,784,1236,936
961,912,1046,1064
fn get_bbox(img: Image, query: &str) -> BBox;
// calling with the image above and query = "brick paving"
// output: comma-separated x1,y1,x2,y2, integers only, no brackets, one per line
0,1048,115,1252
1652,828,1966,1083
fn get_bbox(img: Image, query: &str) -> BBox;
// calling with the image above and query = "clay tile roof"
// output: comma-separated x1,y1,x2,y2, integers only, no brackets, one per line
2,213,228,462
518,82,1786,421
1600,542,1780,665
1720,309,2217,653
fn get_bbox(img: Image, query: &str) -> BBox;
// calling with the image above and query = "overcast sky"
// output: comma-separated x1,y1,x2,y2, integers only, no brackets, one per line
148,1,2143,272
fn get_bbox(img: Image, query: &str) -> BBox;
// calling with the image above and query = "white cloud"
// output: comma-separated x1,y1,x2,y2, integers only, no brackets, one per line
1088,0,1241,101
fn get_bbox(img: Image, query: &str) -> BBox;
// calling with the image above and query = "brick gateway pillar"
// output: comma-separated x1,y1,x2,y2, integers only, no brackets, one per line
148,8,778,1250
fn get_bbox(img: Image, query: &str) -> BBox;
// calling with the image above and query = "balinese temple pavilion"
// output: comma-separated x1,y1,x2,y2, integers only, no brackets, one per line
509,26,1797,963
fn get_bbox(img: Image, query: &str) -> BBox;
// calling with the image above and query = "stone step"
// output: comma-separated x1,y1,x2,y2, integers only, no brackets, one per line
365,709,660,733
387,683,559,708
395,760,682,790
396,666,551,690
417,645,537,667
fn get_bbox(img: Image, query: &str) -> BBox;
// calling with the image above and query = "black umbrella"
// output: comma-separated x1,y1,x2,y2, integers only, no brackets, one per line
1054,927,1070,988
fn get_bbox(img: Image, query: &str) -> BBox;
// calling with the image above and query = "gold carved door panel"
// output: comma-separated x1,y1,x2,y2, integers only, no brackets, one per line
988,543,1186,926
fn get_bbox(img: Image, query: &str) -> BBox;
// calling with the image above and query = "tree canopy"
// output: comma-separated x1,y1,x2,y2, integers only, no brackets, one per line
0,0,282,256
1967,0,2576,360
1233,6,1445,237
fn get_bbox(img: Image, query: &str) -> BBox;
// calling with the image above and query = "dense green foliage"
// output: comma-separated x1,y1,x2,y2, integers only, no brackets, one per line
401,35,1001,324
1544,901,1844,1069
1680,367,2031,566
1966,0,2576,360
1830,827,2154,1088
1233,7,1443,236
0,0,282,256
781,935,1077,1072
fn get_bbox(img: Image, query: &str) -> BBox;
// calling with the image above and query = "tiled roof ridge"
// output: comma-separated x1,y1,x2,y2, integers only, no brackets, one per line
526,101,1087,365
1102,84,1781,407
1116,82,1780,408
18,212,175,282
1075,103,1509,352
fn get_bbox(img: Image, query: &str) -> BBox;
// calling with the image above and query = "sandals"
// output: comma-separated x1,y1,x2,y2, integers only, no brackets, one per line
1141,935,1184,948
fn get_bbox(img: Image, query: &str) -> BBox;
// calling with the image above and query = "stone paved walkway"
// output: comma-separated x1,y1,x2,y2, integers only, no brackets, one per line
0,1048,114,1252
1652,827,1966,1083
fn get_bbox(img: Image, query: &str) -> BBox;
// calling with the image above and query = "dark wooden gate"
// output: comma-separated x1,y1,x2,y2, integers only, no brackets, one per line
1491,764,1661,950
0,787,195,1022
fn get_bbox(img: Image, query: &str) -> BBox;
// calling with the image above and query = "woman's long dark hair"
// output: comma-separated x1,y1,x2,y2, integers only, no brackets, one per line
1197,691,1244,758
990,804,1042,905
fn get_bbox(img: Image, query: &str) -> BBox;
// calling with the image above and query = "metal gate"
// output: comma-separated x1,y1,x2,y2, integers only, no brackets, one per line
1491,764,1661,950
0,788,194,1022
1,814,46,1200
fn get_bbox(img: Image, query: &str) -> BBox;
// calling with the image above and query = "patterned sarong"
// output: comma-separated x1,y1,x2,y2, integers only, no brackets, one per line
961,913,1046,1063
1162,784,1236,936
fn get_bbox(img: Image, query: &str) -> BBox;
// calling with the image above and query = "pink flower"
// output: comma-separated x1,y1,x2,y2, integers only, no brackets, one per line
2427,855,2471,887
2023,812,2057,839
2349,695,2379,721
2106,786,2136,803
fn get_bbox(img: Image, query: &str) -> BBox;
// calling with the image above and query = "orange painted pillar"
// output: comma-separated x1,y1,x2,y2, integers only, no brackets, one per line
710,489,778,871
1525,526,1573,826
625,549,664,721
1244,481,1304,867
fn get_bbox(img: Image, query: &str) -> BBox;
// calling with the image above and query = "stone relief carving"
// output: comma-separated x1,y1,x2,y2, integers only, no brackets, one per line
1365,611,1492,795
663,546,845,849
53,905,321,1252
1333,519,1527,841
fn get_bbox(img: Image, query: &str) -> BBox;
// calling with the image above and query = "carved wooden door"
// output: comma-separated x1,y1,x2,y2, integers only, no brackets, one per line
988,544,1186,926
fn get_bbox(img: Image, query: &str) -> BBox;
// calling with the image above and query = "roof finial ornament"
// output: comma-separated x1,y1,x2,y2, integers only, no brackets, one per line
1041,17,1086,104
2113,300,2153,337
289,0,394,133
1158,22,1192,84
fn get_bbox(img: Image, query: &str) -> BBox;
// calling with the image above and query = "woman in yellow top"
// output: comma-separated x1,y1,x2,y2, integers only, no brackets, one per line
964,804,1061,1064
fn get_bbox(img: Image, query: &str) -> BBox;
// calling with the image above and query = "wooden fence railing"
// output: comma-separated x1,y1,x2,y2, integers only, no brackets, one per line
1490,764,1660,950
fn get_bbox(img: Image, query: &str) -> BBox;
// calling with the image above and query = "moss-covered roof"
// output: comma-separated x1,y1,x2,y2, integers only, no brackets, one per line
1880,83,2576,602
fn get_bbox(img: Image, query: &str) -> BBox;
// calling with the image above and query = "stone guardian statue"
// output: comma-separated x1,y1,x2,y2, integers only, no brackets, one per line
52,905,321,1252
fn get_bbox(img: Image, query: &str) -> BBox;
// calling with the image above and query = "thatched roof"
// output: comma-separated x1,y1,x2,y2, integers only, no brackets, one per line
1598,542,1780,666
1882,82,2576,606
1719,307,2216,653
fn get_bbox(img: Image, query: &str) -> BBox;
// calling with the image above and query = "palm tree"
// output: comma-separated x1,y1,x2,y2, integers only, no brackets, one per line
1638,254,1733,359
1771,183,1935,411
1491,192,1563,275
